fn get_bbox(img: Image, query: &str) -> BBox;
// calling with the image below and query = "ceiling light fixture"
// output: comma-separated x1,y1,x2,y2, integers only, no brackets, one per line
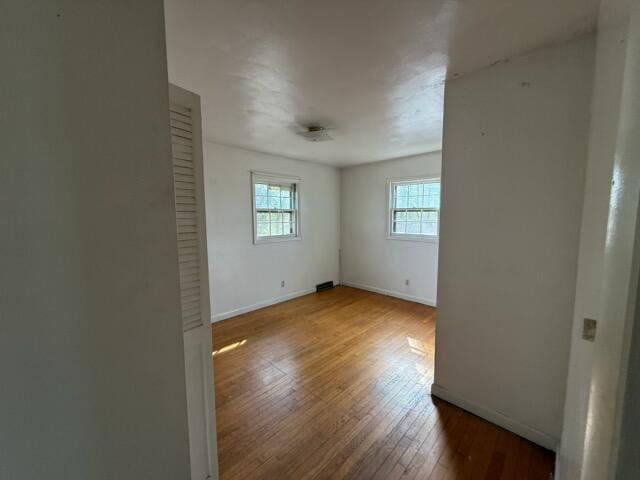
296,125,333,142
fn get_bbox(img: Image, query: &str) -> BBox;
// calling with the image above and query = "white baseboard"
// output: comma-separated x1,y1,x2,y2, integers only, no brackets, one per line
211,288,315,323
340,281,436,307
430,383,559,451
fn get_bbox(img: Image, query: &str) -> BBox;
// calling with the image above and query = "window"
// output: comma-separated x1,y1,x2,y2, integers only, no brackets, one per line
252,172,300,243
388,177,440,240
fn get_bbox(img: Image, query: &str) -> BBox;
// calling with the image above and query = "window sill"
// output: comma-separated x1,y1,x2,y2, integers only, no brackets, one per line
386,234,439,244
253,235,301,245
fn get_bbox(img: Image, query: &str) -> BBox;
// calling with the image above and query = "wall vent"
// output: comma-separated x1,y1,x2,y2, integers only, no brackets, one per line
316,281,335,292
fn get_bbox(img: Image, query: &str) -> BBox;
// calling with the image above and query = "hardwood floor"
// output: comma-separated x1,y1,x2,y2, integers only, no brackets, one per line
211,286,554,479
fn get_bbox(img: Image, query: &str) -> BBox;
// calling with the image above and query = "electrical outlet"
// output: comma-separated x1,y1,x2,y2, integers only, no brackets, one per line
405,279,410,286
281,280,285,288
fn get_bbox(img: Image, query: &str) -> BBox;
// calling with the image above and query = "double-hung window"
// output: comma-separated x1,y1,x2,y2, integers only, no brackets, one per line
252,172,300,244
388,177,440,241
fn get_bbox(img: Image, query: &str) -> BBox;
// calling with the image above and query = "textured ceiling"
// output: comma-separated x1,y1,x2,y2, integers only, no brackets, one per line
165,0,598,166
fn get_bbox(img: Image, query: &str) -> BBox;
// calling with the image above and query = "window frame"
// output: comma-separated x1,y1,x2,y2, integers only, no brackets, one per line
251,171,301,245
386,175,440,243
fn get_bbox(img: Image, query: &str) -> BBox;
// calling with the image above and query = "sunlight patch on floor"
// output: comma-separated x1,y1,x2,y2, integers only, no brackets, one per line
212,339,247,356
407,336,428,357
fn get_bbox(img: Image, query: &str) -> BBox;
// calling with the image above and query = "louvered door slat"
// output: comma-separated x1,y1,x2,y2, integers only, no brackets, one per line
175,192,196,202
180,272,200,282
181,286,200,297
177,232,198,242
170,103,191,116
174,165,194,175
172,139,193,150
176,205,196,213
174,159,194,169
176,180,196,190
171,127,193,140
172,141,193,152
170,110,192,125
171,119,193,131
177,218,197,227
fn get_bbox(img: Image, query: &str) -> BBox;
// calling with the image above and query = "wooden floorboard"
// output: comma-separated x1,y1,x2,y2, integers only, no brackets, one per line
211,286,554,480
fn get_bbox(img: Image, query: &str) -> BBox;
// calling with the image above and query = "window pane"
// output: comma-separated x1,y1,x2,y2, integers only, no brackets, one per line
282,222,293,234
427,184,440,207
396,185,409,197
271,222,283,236
255,183,268,196
408,196,419,208
396,196,408,208
257,212,269,222
408,184,420,196
407,211,420,222
280,197,291,209
425,183,440,195
421,222,438,235
255,195,268,209
257,223,270,237
270,212,282,222
406,222,420,234
421,211,438,235
425,194,439,208
267,196,279,209
394,211,406,222
423,211,438,223
281,189,290,198
393,221,406,234
268,185,280,196
282,212,292,222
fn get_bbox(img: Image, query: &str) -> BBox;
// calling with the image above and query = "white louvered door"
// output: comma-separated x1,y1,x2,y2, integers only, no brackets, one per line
171,99,204,332
169,84,219,480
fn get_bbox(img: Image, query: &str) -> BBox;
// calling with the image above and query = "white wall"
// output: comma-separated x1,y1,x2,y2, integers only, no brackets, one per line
0,2,191,479
433,36,595,450
340,153,441,305
558,1,640,478
204,142,341,321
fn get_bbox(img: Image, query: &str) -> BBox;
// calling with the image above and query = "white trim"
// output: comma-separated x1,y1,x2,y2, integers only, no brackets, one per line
251,170,301,184
385,234,439,244
386,173,441,184
253,235,301,245
341,281,436,307
430,383,559,452
211,288,315,322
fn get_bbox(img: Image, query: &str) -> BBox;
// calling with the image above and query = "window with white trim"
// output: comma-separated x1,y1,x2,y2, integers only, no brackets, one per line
388,178,440,239
252,172,300,243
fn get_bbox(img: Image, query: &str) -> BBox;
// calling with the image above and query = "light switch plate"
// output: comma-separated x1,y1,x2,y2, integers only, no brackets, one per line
582,318,597,342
